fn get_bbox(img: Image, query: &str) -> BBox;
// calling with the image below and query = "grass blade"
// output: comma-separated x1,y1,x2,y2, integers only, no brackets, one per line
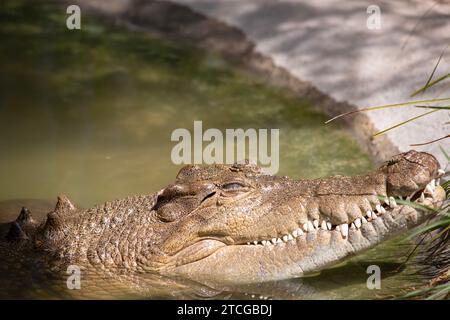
411,134,450,146
406,218,450,240
439,146,450,162
412,73,450,97
415,105,450,110
325,97,450,124
373,109,439,137
411,44,449,97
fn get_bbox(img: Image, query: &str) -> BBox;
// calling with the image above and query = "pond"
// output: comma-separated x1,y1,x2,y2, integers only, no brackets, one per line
0,0,422,299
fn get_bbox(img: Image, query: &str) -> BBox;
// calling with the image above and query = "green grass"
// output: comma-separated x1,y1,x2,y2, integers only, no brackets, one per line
397,175,450,300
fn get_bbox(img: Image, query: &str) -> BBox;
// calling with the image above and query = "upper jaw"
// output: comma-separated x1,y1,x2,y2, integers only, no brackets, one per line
232,171,446,247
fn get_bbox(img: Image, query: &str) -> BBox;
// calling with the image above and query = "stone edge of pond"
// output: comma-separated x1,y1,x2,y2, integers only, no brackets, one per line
59,0,400,164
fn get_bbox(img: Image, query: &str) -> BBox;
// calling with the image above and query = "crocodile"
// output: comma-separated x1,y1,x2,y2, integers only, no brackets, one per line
0,150,446,298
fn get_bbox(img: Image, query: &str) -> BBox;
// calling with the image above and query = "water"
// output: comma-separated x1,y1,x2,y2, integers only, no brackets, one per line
0,0,422,299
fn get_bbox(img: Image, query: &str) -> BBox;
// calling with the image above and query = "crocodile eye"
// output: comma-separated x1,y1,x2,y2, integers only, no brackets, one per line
222,182,246,190
220,181,251,199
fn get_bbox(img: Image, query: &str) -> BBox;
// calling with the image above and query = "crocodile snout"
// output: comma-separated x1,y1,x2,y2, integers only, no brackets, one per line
382,151,441,197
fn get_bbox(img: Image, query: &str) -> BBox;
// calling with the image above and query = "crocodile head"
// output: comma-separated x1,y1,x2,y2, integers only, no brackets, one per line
149,151,445,285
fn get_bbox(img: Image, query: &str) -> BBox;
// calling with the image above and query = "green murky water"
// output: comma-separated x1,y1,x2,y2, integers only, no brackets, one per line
0,1,422,299
0,0,371,207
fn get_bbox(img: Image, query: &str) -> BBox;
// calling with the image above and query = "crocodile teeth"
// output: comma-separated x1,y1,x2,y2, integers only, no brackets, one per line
372,212,378,219
247,242,251,245
366,210,373,219
361,216,368,224
262,240,267,246
321,220,327,230
276,238,283,244
375,204,382,213
438,169,445,175
350,223,356,230
355,218,362,228
384,198,390,206
313,220,319,229
271,238,277,244
425,179,436,194
389,197,397,208
297,228,304,236
327,222,332,230
336,225,340,231
302,223,309,232
253,241,258,245
420,192,425,202
282,235,288,242
307,221,315,231
340,224,349,238
288,234,294,241
292,229,298,237
380,206,386,214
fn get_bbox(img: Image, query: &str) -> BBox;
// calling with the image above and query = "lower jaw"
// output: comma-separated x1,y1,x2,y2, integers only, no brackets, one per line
166,205,431,286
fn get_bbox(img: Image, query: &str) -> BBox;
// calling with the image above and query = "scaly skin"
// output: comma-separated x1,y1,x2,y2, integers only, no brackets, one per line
0,151,446,296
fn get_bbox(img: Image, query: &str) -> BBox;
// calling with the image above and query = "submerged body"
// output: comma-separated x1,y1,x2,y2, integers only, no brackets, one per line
0,151,446,297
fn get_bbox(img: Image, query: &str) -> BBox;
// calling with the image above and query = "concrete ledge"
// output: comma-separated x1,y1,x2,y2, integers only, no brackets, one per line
161,0,450,165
